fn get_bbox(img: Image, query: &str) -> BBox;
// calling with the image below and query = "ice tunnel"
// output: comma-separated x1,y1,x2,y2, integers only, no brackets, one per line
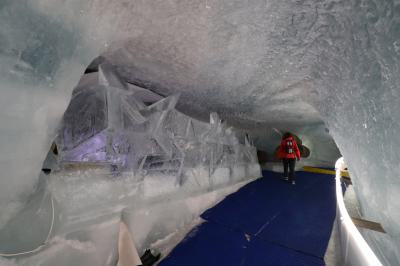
0,0,399,265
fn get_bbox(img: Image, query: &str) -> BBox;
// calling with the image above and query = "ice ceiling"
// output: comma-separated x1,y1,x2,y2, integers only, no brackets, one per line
0,0,400,264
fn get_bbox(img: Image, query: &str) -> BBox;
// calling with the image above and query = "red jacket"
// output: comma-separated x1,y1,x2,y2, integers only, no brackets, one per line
278,136,301,160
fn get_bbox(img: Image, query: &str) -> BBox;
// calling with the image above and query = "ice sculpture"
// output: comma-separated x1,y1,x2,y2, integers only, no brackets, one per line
1,0,399,264
56,63,259,180
0,63,260,265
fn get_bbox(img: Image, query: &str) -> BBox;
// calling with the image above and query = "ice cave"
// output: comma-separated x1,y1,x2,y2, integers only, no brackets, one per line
0,1,399,265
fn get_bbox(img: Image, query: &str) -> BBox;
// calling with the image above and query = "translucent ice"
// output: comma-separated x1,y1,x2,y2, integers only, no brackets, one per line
56,64,260,178
0,63,261,265
1,0,400,264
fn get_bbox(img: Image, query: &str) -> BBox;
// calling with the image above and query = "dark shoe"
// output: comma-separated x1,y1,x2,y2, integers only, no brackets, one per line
140,249,152,262
142,250,161,266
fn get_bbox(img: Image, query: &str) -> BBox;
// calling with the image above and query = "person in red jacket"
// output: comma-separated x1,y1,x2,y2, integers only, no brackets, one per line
278,132,301,185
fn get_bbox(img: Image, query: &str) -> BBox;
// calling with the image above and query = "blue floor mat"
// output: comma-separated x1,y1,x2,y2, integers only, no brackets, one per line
256,176,336,258
159,222,325,266
201,174,294,234
243,238,325,266
159,221,248,266
201,171,324,234
161,171,335,265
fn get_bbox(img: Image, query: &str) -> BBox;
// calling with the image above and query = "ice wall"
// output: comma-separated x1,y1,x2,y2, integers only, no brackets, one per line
0,1,93,229
306,2,400,264
0,62,261,265
1,0,400,264
241,124,341,168
56,63,259,177
0,0,152,228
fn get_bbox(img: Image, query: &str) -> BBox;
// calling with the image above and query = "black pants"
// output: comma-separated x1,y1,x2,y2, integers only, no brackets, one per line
283,158,296,182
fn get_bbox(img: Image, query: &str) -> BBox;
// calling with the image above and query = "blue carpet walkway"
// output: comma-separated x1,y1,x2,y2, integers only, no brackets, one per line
159,170,337,266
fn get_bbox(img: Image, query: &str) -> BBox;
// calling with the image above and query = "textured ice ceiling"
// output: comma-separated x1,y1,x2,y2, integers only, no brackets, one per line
1,0,400,264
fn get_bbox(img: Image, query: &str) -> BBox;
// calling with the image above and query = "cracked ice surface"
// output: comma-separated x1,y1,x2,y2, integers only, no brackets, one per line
0,0,400,264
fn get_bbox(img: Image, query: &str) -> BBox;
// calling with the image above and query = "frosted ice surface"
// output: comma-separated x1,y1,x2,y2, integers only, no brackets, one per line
0,63,261,265
56,64,260,178
1,0,400,264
